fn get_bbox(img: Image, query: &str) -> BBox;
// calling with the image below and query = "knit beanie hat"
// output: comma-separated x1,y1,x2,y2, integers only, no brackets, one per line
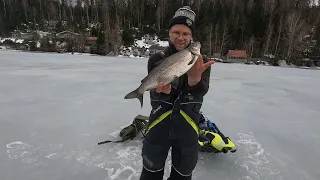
168,6,196,33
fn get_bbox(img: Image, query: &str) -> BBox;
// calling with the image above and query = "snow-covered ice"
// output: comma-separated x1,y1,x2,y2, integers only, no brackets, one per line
1,50,320,180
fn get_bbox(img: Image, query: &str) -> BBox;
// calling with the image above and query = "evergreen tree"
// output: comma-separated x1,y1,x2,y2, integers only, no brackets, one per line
96,23,106,55
0,0,319,63
122,26,135,47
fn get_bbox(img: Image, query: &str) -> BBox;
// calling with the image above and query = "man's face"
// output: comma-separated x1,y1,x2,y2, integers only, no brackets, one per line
169,24,192,51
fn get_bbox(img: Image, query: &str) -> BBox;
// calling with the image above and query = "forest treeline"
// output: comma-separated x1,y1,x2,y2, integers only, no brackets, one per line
1,0,320,64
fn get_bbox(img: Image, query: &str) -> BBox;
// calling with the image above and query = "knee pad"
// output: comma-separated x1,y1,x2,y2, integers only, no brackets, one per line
141,139,169,172
172,145,198,176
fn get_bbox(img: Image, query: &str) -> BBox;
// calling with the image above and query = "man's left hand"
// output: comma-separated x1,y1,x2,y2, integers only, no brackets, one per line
187,56,215,86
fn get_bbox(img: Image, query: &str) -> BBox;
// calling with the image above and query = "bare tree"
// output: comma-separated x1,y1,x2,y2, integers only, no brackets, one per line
2,0,6,15
203,23,213,55
22,0,28,22
101,0,110,53
84,0,89,24
263,0,276,56
214,23,219,53
285,11,305,62
220,20,228,55
68,0,74,22
156,0,162,32
274,14,283,58
247,36,255,58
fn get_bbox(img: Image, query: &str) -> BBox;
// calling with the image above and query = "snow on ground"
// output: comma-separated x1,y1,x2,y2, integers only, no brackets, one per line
134,36,168,49
134,39,152,48
0,50,320,180
157,40,169,47
123,36,168,57
0,37,24,44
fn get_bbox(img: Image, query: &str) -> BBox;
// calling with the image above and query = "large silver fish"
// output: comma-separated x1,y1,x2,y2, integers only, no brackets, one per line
124,41,201,108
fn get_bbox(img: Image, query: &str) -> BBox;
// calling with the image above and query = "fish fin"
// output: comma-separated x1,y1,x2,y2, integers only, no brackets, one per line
124,88,144,108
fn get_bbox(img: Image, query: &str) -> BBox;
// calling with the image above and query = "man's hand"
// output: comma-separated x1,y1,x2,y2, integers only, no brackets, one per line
156,82,171,94
187,56,215,86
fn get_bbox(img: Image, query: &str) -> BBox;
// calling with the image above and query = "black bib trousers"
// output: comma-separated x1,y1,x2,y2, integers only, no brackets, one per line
140,91,202,180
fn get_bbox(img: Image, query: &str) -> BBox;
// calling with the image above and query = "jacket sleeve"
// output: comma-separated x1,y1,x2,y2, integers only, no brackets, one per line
187,57,211,97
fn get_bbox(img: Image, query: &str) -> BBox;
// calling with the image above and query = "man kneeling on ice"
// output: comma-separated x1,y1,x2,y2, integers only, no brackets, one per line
139,6,214,180
98,6,236,180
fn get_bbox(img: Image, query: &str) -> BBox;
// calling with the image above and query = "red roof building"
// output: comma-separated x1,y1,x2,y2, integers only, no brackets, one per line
226,50,247,63
86,36,97,46
87,37,97,41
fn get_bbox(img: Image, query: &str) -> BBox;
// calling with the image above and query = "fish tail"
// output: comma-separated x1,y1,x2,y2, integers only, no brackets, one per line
124,88,144,108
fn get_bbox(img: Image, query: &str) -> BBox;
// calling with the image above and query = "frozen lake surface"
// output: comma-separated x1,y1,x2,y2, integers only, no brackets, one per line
1,50,319,180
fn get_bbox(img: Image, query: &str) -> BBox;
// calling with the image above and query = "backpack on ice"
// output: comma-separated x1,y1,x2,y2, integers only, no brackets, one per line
98,115,148,145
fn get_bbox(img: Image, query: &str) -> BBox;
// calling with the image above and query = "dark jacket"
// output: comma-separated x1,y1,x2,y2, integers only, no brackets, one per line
147,42,211,106
141,42,212,176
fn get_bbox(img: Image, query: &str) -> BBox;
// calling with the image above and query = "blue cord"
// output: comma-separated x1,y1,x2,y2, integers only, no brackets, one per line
207,119,218,133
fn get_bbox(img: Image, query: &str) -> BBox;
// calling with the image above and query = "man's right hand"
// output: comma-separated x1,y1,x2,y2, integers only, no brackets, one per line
156,82,171,94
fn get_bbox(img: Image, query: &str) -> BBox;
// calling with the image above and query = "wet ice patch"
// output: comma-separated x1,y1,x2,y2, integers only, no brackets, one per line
49,143,63,150
106,166,137,180
102,142,143,179
6,141,33,160
5,140,145,179
6,141,32,150
45,153,59,159
63,142,145,179
5,136,282,180
235,133,283,180
5,141,63,166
